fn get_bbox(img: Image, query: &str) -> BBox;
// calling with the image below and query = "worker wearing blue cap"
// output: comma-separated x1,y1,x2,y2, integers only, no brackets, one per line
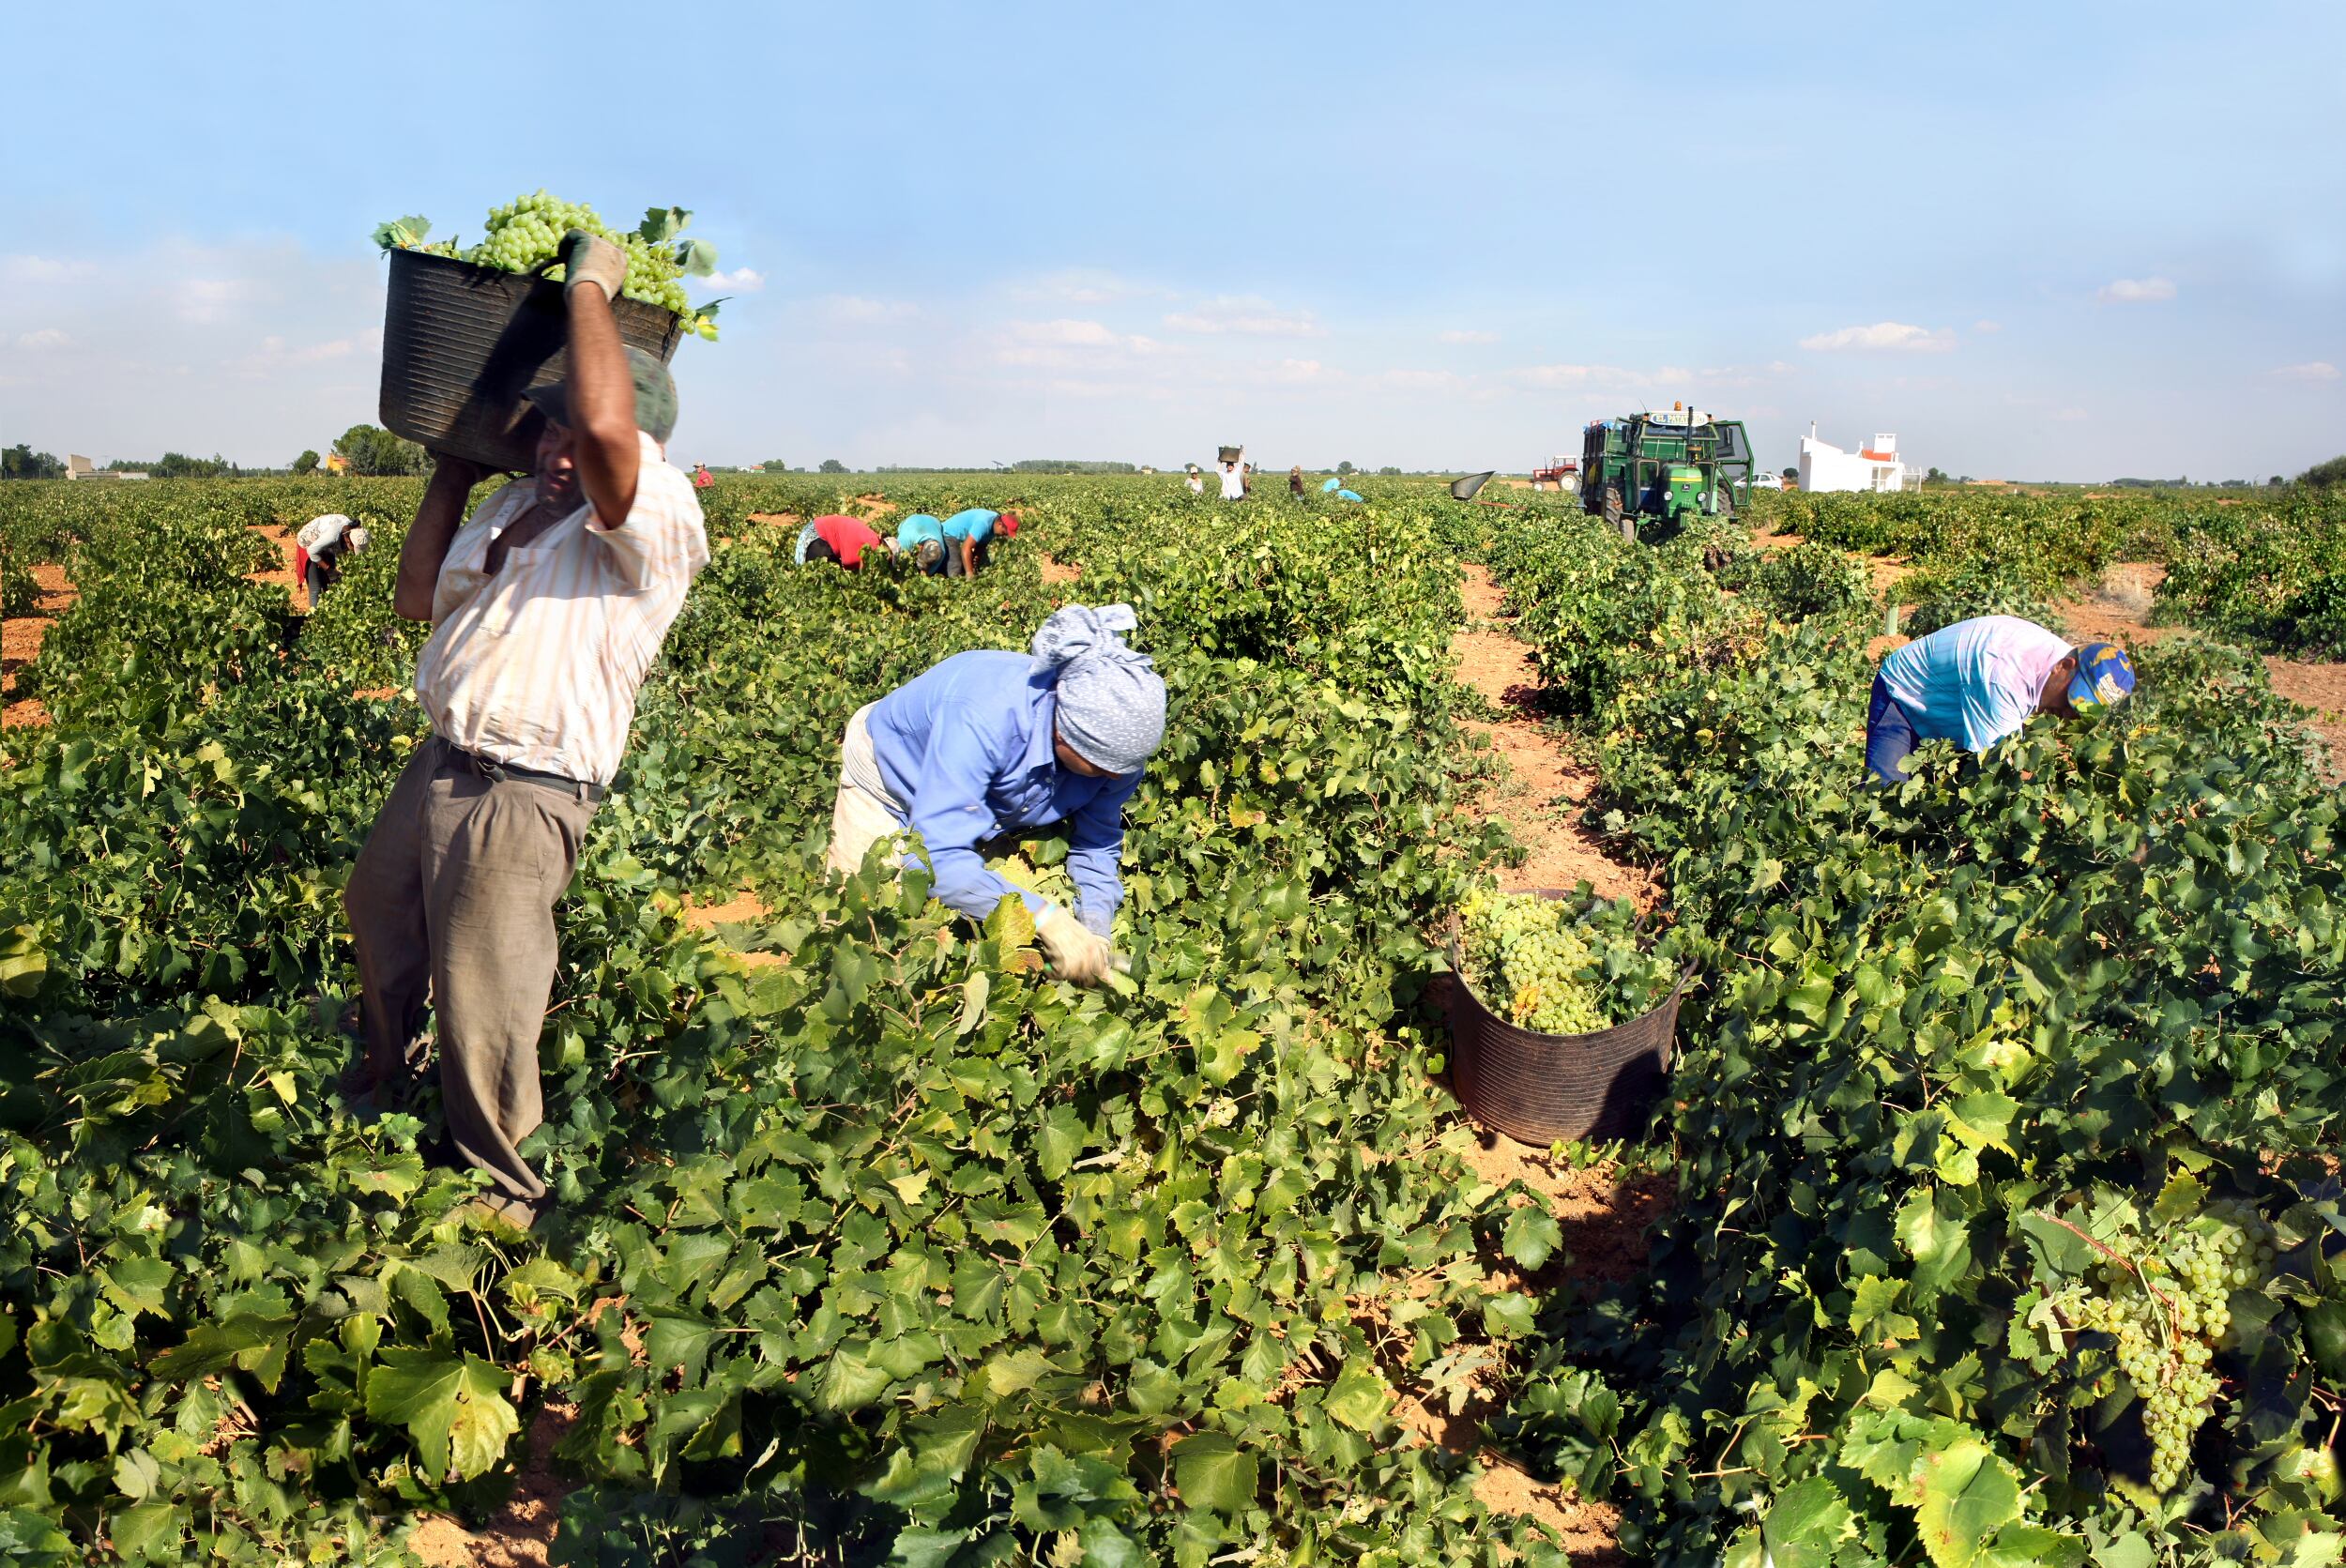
1866,616,2136,785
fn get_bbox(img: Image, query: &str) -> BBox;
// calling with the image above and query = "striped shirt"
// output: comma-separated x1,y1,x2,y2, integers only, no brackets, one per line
414,433,708,785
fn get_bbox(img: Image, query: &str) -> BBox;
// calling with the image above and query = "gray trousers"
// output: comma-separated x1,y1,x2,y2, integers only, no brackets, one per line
343,736,598,1219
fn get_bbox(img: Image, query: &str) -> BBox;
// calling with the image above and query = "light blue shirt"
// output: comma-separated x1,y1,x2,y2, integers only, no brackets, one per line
1877,616,2073,754
867,649,1140,935
941,508,999,542
896,513,945,551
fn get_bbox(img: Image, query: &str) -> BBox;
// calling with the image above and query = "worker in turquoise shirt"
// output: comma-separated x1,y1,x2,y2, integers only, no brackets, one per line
896,512,948,575
941,508,1021,578
824,604,1166,984
1867,615,2135,784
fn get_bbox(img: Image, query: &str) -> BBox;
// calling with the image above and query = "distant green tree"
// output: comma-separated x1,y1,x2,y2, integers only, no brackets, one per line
1336,460,1355,476
1,444,64,480
331,424,427,478
292,449,320,475
818,458,848,474
1926,466,1950,485
2272,475,2286,487
2297,455,2346,489
150,452,236,479
761,459,788,472
1377,466,1402,476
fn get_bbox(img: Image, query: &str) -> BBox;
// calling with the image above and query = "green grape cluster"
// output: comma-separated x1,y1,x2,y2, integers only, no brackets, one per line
377,191,723,341
2053,1204,2275,1492
1458,890,1610,1035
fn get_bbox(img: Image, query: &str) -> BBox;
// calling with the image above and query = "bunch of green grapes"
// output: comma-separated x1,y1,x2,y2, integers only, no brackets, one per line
467,192,708,335
1458,890,1610,1034
2050,1202,2275,1491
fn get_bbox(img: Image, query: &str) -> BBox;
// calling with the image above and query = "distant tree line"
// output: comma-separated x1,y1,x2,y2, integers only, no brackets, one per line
2,444,64,480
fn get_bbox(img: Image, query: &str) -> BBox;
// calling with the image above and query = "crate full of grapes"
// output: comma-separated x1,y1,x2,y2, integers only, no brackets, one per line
373,194,728,473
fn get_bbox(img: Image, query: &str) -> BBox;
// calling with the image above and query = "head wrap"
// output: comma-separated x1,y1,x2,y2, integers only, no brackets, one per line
2067,643,2137,712
345,525,371,552
1031,603,1166,776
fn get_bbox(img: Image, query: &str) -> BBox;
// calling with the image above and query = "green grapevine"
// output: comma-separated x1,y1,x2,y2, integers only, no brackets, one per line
373,191,725,340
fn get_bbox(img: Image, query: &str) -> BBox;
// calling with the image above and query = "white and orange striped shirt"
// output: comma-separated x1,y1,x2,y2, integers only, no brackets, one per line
414,433,708,785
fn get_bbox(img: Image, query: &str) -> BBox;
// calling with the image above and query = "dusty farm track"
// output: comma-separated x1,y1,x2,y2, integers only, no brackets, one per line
1424,561,1666,1560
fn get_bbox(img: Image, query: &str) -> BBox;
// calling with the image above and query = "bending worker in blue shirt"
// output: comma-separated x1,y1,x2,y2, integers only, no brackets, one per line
1866,615,2136,784
825,603,1166,983
941,507,1019,578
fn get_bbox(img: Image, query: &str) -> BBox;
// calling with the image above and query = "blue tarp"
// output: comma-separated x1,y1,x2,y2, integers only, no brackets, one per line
1321,477,1341,493
1336,489,1363,503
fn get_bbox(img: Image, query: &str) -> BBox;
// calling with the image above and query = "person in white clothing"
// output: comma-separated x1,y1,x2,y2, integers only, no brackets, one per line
341,228,708,1232
1184,464,1205,495
1218,450,1246,501
295,513,371,608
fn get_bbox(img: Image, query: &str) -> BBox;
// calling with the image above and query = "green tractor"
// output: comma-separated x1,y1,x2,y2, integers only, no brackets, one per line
1580,403,1756,540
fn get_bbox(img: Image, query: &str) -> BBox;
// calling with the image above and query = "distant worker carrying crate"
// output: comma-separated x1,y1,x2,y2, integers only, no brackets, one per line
1866,616,2135,785
1217,447,1246,501
826,603,1167,986
342,228,710,1233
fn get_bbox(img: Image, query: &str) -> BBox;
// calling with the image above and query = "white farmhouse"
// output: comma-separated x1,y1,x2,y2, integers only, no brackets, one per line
1797,425,1912,494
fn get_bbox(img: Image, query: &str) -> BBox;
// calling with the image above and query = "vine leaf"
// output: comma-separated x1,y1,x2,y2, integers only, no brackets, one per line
363,1347,520,1483
1171,1432,1257,1513
1912,1435,2022,1568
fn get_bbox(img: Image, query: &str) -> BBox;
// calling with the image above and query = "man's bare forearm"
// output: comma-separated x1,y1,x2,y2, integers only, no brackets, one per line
567,283,640,525
394,459,480,620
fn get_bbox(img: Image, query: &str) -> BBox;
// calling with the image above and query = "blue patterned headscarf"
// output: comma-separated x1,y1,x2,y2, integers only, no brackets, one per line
2067,642,2137,712
1031,603,1166,776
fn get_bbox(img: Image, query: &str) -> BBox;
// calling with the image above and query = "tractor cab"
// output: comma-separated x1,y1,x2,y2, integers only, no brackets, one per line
1580,403,1756,540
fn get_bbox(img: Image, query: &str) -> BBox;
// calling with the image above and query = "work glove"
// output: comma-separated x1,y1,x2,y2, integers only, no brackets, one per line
1036,902,1115,986
557,228,630,302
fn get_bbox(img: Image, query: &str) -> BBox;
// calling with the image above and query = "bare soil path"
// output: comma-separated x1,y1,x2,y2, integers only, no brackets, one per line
1453,565,1656,906
1431,562,1663,1560
1,561,75,730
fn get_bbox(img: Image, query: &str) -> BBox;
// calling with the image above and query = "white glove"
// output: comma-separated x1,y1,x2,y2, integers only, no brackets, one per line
1035,903,1114,985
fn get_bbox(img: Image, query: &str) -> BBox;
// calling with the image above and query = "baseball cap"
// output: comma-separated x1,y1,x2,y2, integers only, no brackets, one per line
2067,643,2137,712
524,345,678,444
998,511,1021,538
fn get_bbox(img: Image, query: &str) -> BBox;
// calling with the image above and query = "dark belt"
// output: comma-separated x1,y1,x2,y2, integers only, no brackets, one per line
439,740,605,802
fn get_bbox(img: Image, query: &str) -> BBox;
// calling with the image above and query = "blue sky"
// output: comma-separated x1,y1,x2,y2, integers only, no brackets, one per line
4,2,2341,480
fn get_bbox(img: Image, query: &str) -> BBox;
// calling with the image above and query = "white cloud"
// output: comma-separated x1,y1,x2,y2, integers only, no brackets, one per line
698,266,764,291
1163,295,1324,337
1013,268,1154,306
2272,360,2340,382
2097,277,2176,303
1799,322,1957,353
816,294,915,325
16,327,69,349
1438,328,1499,344
1973,319,2003,333
1510,363,1655,388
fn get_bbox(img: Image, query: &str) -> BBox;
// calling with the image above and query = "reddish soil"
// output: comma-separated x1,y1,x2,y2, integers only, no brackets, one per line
1039,553,1081,585
848,493,897,521
682,889,769,931
407,1403,576,1568
1452,565,1656,907
249,524,301,597
1,561,74,730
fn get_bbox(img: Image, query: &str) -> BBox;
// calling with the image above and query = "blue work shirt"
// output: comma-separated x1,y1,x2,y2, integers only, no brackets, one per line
940,508,999,542
896,513,945,551
1877,616,2072,754
867,649,1141,935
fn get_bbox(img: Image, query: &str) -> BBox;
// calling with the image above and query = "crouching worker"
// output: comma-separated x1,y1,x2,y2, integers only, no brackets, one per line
895,512,950,575
1866,615,2135,785
343,228,709,1231
296,513,371,609
827,603,1165,984
796,512,890,569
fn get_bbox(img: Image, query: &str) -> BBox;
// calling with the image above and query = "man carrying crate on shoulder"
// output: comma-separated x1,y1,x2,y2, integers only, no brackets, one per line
342,229,709,1233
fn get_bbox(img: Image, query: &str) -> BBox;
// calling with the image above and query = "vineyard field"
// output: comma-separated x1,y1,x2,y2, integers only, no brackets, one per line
1,473,2345,1566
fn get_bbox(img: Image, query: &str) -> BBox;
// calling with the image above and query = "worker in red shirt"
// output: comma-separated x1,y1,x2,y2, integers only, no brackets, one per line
693,464,714,490
796,513,891,569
